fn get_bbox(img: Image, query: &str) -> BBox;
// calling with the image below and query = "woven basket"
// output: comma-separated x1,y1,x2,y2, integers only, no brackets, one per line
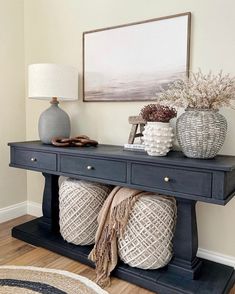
118,195,177,270
176,109,227,159
59,179,112,245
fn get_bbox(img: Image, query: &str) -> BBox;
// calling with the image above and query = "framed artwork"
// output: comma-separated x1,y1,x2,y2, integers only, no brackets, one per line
83,12,191,102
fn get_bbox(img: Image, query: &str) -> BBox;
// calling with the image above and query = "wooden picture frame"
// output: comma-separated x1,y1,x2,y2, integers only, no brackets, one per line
83,12,191,102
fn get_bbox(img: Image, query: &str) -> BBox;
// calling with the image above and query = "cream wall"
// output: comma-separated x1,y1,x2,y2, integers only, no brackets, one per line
24,0,235,256
0,0,26,209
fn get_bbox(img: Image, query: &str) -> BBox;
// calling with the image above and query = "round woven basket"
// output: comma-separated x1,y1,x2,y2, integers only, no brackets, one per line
176,109,227,159
59,179,112,245
118,195,177,270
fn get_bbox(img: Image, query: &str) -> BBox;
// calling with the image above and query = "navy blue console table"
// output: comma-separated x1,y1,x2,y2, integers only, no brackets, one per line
9,141,235,293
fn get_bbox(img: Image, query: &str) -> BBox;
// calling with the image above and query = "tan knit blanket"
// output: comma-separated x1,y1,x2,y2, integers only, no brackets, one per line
89,186,151,287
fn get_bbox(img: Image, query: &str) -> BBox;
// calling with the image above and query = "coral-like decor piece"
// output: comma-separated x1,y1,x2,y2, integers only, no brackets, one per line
142,122,174,156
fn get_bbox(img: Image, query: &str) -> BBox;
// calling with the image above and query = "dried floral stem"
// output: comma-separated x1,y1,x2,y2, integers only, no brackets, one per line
157,70,235,110
140,104,177,122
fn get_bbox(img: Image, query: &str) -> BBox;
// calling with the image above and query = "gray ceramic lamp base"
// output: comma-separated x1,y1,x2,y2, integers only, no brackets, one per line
38,103,71,144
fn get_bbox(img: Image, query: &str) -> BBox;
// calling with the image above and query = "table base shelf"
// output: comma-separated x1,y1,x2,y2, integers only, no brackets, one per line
12,218,235,294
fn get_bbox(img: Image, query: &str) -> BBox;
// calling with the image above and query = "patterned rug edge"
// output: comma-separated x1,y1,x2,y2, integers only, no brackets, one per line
0,266,109,294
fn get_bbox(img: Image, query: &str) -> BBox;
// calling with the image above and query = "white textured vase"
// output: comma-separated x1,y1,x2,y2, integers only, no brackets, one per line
142,122,174,156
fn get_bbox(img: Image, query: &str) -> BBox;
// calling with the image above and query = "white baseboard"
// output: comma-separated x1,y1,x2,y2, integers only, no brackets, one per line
0,201,27,223
27,201,42,217
0,201,234,268
197,248,235,268
0,201,42,223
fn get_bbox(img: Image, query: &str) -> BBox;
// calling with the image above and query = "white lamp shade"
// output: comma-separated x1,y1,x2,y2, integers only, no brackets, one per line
28,63,78,101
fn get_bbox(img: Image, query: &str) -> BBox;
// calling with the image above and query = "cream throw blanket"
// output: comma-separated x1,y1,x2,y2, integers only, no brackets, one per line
89,186,151,287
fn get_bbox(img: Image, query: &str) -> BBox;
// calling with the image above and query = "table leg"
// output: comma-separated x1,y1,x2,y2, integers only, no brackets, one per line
168,199,202,279
38,173,59,232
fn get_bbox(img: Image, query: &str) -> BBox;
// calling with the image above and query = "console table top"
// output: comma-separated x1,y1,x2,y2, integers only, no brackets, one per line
9,140,235,172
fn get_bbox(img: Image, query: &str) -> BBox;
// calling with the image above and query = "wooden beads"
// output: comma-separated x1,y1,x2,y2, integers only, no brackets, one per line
51,135,98,147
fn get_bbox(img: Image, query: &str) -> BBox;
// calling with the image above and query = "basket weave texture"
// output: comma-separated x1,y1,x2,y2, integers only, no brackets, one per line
118,195,177,270
59,179,112,245
176,109,227,158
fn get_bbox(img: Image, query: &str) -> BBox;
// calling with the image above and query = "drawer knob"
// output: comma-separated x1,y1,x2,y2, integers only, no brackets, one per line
87,165,93,170
164,176,170,182
30,157,37,162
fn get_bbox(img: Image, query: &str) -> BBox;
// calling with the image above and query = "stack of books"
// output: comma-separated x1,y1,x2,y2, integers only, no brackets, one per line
123,144,146,152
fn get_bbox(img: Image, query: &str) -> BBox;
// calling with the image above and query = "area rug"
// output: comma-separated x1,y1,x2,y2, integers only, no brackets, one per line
0,266,108,294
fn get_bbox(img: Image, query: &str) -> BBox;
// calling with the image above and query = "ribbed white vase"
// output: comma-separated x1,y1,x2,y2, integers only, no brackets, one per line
142,122,174,156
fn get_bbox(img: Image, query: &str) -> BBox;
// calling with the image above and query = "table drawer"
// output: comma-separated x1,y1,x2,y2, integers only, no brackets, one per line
13,148,57,171
131,163,212,197
60,155,127,183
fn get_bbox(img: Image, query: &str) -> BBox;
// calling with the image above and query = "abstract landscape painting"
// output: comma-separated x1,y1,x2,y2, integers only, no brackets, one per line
83,13,190,102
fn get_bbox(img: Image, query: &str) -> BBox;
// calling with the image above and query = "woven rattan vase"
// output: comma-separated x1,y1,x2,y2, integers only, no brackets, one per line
118,195,177,270
176,109,227,159
59,179,112,245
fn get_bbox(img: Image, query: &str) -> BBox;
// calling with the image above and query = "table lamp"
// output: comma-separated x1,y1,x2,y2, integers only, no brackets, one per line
28,63,78,144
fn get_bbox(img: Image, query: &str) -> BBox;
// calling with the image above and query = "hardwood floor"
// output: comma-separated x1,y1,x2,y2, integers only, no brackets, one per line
0,215,234,294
